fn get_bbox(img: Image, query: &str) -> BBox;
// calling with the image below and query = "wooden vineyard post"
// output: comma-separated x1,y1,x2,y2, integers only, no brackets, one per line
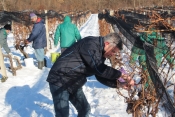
0,45,7,78
45,10,49,53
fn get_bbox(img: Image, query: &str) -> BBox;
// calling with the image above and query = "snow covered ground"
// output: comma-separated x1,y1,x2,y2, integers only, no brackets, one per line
0,14,171,117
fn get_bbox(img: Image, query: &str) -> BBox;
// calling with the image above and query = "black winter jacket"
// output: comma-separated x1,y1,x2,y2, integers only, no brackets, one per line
47,36,122,93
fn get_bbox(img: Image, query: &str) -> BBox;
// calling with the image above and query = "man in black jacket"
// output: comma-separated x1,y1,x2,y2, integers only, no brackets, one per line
47,33,134,117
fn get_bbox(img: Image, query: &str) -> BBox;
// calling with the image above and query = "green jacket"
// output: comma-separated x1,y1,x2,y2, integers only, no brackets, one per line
140,31,166,48
0,28,10,54
54,16,81,48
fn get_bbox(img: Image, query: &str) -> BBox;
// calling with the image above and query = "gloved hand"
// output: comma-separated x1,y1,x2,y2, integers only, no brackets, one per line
119,75,135,90
118,67,127,83
118,67,135,90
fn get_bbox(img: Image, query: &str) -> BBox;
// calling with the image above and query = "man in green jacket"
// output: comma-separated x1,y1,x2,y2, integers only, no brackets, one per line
54,15,81,53
0,24,11,54
140,31,175,68
0,24,12,82
127,30,175,113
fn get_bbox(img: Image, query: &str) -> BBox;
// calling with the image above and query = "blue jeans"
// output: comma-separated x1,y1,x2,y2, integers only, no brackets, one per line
49,83,91,117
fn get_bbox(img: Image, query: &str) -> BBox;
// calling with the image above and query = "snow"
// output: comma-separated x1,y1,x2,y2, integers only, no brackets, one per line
0,14,171,117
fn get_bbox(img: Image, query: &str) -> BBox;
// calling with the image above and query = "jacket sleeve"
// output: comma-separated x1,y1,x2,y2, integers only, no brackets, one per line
2,40,11,54
54,25,61,46
27,24,41,42
95,75,117,88
80,42,121,80
74,25,81,41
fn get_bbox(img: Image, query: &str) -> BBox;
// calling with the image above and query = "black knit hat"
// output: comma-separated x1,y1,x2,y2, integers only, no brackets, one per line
4,24,11,31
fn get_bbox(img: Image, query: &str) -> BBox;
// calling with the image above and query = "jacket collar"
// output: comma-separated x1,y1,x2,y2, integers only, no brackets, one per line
35,18,42,23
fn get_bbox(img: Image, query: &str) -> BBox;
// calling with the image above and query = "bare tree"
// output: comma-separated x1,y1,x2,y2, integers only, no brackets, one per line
1,0,7,10
1,0,172,13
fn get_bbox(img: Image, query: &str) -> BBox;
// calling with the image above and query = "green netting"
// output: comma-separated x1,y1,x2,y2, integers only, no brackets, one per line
98,8,175,115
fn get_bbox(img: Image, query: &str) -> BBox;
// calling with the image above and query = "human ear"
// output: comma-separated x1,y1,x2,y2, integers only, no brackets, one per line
104,42,110,46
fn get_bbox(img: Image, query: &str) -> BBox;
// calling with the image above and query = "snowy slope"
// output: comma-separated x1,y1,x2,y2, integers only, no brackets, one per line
0,14,166,117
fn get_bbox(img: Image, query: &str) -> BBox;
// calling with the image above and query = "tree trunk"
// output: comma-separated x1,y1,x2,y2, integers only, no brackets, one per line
45,10,49,52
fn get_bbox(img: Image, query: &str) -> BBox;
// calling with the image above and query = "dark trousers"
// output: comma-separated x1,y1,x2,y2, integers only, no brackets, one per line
49,83,91,117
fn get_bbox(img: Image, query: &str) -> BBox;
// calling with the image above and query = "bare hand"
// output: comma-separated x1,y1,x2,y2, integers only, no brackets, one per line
24,39,29,45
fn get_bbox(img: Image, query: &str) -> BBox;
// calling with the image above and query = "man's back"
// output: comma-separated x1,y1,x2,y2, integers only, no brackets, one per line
54,16,81,48
47,36,121,93
0,28,10,54
28,18,47,49
0,28,7,44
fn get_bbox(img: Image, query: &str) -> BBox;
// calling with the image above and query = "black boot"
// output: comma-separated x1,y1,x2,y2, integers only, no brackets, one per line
38,61,43,70
41,61,44,68
43,58,47,67
41,60,46,68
